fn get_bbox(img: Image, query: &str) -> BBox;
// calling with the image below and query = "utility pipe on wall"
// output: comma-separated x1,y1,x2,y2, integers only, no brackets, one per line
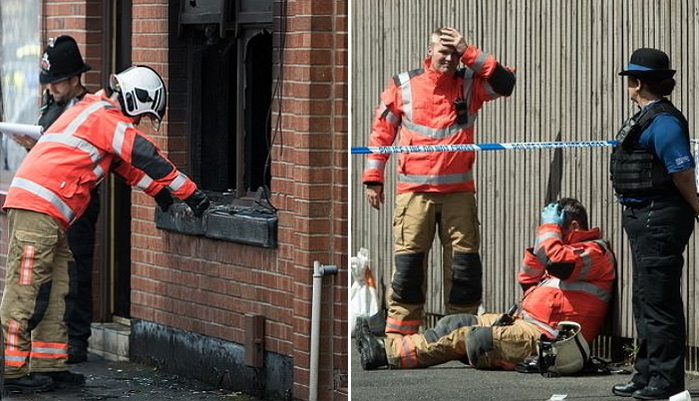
309,261,338,401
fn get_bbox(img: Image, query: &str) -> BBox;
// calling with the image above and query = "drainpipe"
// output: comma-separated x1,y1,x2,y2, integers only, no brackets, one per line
309,261,338,401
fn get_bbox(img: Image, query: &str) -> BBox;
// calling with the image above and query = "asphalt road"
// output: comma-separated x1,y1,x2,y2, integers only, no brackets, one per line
350,336,699,401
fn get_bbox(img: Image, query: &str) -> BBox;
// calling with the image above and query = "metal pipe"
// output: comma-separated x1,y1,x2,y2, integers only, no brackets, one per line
309,261,338,401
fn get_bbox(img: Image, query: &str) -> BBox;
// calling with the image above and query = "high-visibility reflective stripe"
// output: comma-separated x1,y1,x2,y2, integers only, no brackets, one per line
518,263,539,276
62,101,111,136
579,249,593,280
481,80,499,99
136,174,154,191
5,351,29,367
40,134,100,161
397,71,413,121
364,159,385,171
461,68,475,79
402,117,476,139
470,51,488,73
111,121,131,157
536,231,562,246
534,231,563,266
462,79,473,106
520,310,557,338
5,320,28,367
168,172,188,192
10,178,75,223
7,320,22,350
31,341,68,359
19,245,35,285
398,171,473,185
385,317,421,335
397,336,419,368
378,103,401,127
10,178,73,218
40,133,106,180
540,277,611,303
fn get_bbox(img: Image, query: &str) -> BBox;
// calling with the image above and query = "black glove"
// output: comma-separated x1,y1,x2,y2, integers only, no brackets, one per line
154,187,174,212
184,189,210,218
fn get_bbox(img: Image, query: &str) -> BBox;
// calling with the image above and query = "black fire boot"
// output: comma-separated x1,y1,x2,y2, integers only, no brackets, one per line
355,317,388,370
34,370,86,389
4,373,55,393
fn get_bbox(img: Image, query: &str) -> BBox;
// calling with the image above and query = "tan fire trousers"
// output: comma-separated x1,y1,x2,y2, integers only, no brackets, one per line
387,191,481,334
385,314,542,369
0,209,72,378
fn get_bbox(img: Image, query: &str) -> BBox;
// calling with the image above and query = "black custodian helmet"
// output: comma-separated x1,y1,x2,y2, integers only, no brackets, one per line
39,35,91,85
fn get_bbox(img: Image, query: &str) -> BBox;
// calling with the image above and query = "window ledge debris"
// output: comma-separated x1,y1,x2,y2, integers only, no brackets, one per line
155,203,278,248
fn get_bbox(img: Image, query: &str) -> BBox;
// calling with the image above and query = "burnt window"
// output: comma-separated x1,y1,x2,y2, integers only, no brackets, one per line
158,1,277,247
188,27,272,197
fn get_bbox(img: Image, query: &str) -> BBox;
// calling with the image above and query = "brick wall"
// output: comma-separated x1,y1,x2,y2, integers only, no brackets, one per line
29,1,348,400
42,0,103,91
273,0,348,399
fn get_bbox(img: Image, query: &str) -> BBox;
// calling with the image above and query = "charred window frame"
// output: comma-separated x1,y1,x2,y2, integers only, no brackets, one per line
156,1,277,248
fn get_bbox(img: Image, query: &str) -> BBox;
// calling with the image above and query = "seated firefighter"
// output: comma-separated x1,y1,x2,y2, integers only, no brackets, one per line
356,198,617,370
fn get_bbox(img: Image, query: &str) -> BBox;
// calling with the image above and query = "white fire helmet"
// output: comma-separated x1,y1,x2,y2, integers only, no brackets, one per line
110,65,167,129
540,321,590,375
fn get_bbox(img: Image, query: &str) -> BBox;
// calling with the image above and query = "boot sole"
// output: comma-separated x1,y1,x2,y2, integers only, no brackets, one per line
5,383,54,394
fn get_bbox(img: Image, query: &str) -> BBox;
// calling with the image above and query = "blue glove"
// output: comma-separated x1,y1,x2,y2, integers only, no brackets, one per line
541,203,565,226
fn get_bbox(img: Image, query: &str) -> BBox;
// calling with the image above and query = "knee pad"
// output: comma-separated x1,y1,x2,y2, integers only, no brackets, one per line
466,326,494,366
450,252,483,305
28,281,53,331
392,253,425,304
424,313,477,343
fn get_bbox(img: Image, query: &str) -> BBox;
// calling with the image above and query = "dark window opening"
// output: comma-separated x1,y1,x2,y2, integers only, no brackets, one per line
189,28,272,197
244,32,272,193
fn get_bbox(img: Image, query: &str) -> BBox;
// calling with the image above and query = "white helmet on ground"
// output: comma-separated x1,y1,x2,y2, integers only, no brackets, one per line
546,321,590,375
110,65,167,126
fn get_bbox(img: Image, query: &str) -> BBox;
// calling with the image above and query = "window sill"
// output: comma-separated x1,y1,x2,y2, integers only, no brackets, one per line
154,203,278,248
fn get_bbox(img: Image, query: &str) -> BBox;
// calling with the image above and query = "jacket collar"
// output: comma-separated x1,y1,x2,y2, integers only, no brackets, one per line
564,227,602,244
423,57,458,83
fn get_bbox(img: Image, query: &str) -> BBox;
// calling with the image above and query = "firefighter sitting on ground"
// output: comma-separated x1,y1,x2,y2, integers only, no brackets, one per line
356,198,616,371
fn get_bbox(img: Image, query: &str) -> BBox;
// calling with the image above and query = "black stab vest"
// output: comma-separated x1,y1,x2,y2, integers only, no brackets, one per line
609,98,689,199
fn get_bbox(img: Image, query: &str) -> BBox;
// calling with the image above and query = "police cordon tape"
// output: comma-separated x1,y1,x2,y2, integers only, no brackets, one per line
352,139,699,155
351,140,619,155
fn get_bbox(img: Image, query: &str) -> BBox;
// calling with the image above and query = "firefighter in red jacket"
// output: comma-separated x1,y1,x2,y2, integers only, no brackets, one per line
0,65,209,393
356,198,616,370
362,27,516,336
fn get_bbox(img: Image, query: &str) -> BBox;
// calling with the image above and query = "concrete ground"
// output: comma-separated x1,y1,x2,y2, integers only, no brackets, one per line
350,337,699,401
2,352,263,401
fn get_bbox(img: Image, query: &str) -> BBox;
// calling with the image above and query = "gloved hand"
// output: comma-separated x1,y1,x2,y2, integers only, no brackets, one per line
153,187,174,212
184,189,210,218
541,202,565,226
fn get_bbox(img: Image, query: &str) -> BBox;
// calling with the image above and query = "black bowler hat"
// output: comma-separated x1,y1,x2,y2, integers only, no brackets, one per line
618,47,675,81
39,35,91,85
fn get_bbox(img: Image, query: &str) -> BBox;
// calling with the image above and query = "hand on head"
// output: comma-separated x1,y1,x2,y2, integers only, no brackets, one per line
438,27,468,55
541,202,565,226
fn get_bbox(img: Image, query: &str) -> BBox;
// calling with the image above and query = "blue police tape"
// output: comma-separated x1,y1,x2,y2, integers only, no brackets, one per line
351,140,620,155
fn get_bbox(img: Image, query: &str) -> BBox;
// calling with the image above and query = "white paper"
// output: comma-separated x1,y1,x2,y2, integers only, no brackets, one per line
0,122,43,141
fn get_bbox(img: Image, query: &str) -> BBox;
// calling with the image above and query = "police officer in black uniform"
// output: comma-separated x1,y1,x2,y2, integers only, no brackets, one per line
610,48,699,400
37,35,97,364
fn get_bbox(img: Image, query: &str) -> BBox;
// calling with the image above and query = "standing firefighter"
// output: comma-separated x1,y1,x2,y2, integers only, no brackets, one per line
362,27,516,336
0,65,209,393
610,48,699,400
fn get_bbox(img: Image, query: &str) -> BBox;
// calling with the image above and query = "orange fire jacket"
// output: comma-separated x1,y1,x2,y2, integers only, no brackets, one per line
362,45,513,193
518,224,617,343
4,93,197,229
